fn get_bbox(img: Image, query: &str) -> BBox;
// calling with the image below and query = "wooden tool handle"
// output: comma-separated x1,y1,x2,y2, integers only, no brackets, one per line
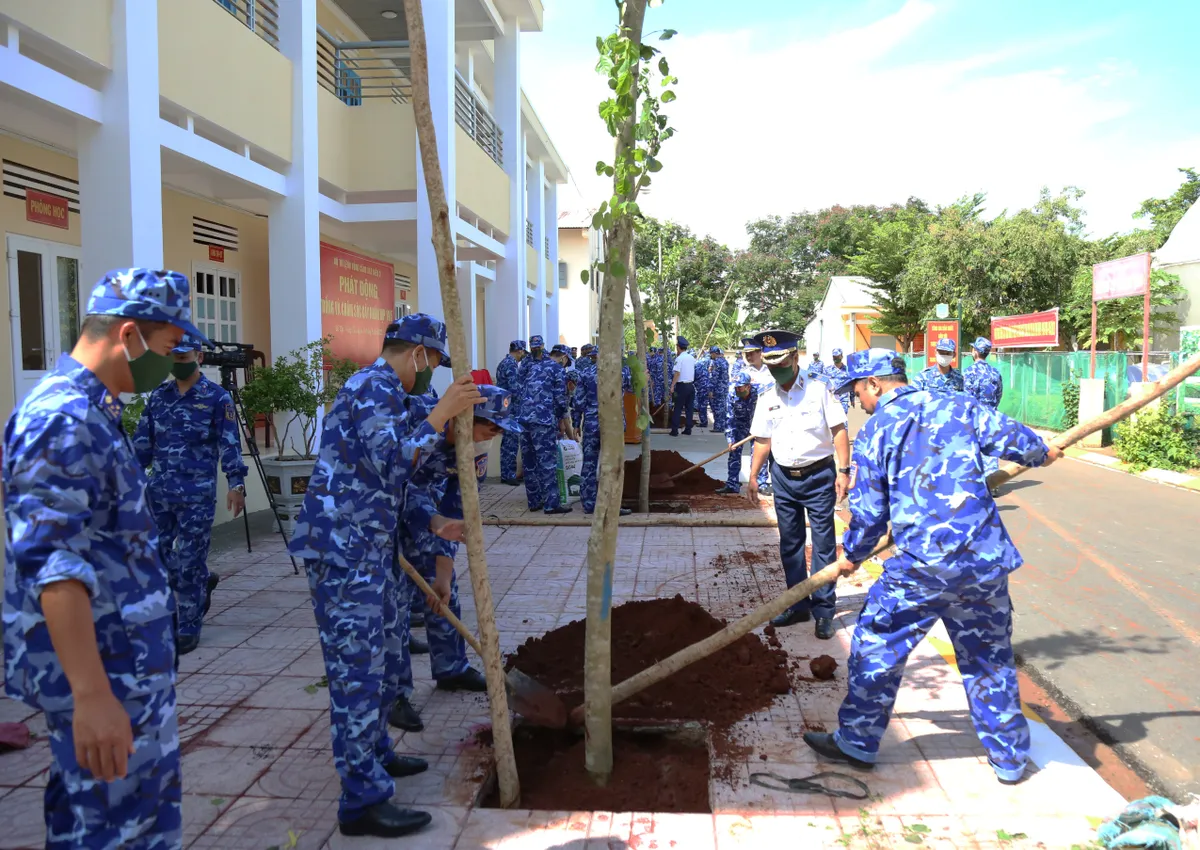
989,350,1200,488
668,435,755,481
395,553,484,657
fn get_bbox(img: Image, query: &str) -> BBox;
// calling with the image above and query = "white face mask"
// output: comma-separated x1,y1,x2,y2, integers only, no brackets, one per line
936,354,954,368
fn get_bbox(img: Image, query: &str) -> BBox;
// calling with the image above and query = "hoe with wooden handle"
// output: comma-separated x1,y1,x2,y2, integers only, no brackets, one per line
648,435,755,490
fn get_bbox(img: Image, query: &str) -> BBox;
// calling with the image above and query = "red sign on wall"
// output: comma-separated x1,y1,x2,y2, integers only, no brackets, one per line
320,242,395,365
925,320,960,366
991,309,1059,348
25,190,70,230
208,245,225,263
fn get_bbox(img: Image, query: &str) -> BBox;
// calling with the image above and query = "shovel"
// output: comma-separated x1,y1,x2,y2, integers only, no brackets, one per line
396,554,568,729
648,435,754,490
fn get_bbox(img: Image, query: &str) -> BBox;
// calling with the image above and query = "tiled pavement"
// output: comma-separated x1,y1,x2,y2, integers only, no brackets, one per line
0,485,1125,849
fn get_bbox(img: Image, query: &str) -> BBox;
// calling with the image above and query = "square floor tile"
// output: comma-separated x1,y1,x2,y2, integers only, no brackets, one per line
246,748,339,801
243,676,331,711
0,786,48,849
203,707,323,752
197,646,307,677
182,745,279,796
177,673,270,708
189,796,337,850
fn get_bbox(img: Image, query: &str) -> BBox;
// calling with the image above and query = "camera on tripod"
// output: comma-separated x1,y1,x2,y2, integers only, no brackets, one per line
202,341,254,371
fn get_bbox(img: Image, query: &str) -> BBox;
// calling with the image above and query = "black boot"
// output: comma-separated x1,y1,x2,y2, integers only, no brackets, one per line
203,573,220,616
544,505,573,515
338,801,432,838
802,732,874,770
815,617,836,640
388,696,424,732
436,667,488,692
770,608,811,628
410,610,426,628
177,635,201,656
383,755,429,778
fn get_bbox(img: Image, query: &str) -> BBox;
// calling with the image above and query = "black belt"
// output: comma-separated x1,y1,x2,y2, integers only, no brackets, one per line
770,455,834,480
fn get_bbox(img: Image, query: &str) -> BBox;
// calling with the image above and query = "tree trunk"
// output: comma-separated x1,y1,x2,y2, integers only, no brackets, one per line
584,0,647,785
401,0,519,809
628,244,651,513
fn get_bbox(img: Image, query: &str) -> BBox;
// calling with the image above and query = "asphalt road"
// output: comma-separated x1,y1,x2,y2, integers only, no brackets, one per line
838,405,1200,799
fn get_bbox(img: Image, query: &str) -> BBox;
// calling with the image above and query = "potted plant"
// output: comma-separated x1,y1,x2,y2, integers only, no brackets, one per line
240,336,359,534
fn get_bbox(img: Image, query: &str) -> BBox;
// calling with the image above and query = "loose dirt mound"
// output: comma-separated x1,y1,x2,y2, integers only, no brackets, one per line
810,655,838,680
622,450,723,498
508,595,791,727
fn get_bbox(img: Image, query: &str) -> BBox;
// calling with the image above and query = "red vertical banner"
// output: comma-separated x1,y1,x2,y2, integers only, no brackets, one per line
320,243,396,365
925,320,959,366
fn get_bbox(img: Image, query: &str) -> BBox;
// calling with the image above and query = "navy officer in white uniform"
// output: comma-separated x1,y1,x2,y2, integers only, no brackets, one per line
745,329,850,640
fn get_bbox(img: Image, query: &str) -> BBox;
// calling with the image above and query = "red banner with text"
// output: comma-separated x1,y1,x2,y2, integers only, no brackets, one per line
925,320,959,366
991,309,1059,348
320,243,395,365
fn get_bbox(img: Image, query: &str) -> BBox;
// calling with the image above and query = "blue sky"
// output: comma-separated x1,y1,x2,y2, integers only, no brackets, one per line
521,0,1200,248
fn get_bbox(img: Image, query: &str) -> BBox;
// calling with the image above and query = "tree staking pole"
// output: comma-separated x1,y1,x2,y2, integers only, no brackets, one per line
628,241,652,513
401,0,519,808
581,0,677,783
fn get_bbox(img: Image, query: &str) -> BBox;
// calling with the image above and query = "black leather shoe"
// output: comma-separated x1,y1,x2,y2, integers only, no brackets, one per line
770,609,811,628
619,507,632,516
437,667,488,692
815,617,836,640
683,430,693,436
669,431,679,437
388,696,424,732
501,478,521,486
715,484,740,495
410,610,426,628
802,732,874,770
544,505,573,515
339,801,432,838
203,573,219,616
383,755,429,778
409,634,429,655
177,635,200,655
759,484,775,497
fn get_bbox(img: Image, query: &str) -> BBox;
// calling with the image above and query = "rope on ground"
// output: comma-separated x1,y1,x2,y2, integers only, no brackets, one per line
749,770,871,800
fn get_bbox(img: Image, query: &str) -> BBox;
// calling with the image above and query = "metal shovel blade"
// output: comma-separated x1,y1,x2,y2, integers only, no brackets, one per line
648,473,676,490
505,668,568,729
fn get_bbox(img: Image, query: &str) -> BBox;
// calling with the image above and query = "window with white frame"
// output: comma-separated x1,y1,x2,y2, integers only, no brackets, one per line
394,273,412,320
193,267,241,344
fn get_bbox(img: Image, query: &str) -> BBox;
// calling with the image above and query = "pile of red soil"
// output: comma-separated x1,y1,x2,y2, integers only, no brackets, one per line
483,728,711,813
622,450,722,498
508,595,791,727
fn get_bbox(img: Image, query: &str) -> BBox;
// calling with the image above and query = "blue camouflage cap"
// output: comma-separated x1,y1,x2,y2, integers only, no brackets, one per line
835,347,907,395
86,268,207,343
551,344,570,356
710,345,723,354
474,385,522,433
935,337,957,354
677,336,689,349
510,339,527,352
385,313,452,368
530,334,545,349
741,337,762,352
832,348,844,358
751,329,800,364
734,372,752,387
972,337,992,356
171,332,203,354
580,343,596,356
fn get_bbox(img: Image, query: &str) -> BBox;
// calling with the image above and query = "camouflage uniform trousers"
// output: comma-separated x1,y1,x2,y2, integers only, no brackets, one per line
726,421,751,490
980,402,1001,478
708,392,728,431
579,415,602,514
149,492,215,639
306,559,408,820
500,430,520,480
43,686,181,850
833,573,1030,782
402,552,470,680
520,424,562,511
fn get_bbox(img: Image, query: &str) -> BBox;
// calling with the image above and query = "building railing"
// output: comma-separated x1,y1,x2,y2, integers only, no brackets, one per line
545,236,550,259
454,72,503,167
526,220,534,247
317,26,412,106
212,0,279,49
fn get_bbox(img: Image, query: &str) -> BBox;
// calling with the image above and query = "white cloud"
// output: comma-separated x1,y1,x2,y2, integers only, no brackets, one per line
523,1,1198,248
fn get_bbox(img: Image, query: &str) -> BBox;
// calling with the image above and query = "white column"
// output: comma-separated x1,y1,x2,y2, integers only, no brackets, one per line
486,17,524,374
457,263,478,369
415,0,455,324
546,182,560,345
268,0,322,365
530,159,546,339
78,0,162,286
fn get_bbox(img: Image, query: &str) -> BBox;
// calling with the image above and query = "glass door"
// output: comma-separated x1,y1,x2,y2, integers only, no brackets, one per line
7,235,83,405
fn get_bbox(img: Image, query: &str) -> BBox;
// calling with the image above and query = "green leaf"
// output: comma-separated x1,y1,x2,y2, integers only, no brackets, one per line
303,684,317,694
660,28,677,39
908,825,931,834
658,57,669,76
595,160,609,176
610,260,627,278
661,89,677,103
581,270,590,284
997,830,1028,842
647,158,663,173
640,45,655,60
591,212,604,230
903,836,924,845
210,797,226,806
604,166,614,177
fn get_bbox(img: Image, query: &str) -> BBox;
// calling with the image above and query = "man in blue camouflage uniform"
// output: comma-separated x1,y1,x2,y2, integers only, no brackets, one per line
133,333,247,655
566,366,583,437
575,346,633,516
707,346,729,431
824,348,852,413
494,339,526,485
391,387,518,731
289,314,481,839
648,347,665,415
514,335,571,514
693,346,711,428
3,268,210,850
804,349,1061,784
911,337,965,394
716,372,757,495
964,337,1005,486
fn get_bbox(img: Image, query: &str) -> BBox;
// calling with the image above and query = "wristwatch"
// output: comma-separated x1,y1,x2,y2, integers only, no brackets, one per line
230,484,247,494
837,467,851,475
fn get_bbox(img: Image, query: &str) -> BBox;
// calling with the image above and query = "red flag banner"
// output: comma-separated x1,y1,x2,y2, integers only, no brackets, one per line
1092,253,1151,302
320,243,395,364
925,320,959,366
990,309,1059,349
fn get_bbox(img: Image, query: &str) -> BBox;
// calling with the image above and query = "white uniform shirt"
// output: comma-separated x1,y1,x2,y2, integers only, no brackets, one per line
673,351,697,383
749,373,848,467
744,363,774,393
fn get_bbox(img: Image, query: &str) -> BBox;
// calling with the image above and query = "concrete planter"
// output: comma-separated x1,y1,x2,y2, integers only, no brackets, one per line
261,456,314,536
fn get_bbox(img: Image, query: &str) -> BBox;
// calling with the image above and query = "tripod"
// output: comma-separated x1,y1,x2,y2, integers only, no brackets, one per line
219,366,300,575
